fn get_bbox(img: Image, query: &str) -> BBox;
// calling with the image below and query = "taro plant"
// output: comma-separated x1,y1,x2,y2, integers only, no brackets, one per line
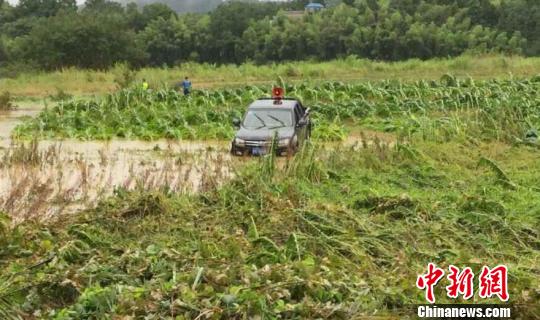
12,78,540,143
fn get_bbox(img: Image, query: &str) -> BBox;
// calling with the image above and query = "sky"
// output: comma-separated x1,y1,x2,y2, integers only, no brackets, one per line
7,0,90,3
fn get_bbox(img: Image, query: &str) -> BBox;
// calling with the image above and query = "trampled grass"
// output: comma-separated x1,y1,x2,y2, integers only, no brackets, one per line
1,54,540,98
1,140,539,318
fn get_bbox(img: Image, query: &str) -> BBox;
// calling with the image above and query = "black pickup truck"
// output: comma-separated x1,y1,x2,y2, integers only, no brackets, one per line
230,94,311,156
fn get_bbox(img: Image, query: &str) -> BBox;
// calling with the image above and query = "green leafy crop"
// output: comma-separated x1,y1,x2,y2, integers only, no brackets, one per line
13,77,540,143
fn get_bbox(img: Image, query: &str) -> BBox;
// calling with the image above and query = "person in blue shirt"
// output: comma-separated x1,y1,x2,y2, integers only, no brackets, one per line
182,77,192,95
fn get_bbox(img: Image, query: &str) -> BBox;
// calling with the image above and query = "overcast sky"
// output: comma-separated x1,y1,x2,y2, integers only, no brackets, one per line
4,0,286,6
6,0,86,3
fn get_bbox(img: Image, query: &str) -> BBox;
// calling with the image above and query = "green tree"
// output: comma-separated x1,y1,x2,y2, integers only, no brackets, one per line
0,0,535,69
14,11,144,69
14,0,76,18
137,16,193,66
498,0,540,55
208,1,280,63
83,0,124,14
141,3,176,26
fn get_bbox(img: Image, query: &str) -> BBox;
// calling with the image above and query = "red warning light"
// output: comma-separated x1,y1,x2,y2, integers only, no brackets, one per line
272,87,284,99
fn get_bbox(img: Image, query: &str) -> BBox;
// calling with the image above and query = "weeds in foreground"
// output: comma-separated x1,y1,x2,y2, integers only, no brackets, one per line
1,139,44,167
1,141,538,318
1,74,539,318
0,141,233,222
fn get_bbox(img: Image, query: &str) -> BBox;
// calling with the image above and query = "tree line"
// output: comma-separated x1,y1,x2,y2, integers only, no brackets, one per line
0,0,538,73
116,0,223,13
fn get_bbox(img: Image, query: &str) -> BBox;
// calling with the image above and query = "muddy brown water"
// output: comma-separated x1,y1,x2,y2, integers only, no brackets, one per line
0,103,42,148
0,140,235,223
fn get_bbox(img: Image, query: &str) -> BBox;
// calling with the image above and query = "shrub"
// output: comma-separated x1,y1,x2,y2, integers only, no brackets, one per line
0,91,15,111
49,87,74,102
112,63,136,89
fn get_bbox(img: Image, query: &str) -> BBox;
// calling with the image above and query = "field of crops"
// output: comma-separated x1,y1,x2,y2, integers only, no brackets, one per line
2,76,540,318
13,75,540,144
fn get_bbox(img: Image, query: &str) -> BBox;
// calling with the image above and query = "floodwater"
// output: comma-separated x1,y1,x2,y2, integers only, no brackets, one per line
0,103,235,222
0,103,42,148
0,139,234,223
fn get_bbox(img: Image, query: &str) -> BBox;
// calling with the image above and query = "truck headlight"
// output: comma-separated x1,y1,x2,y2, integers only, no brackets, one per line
278,138,290,146
235,138,246,146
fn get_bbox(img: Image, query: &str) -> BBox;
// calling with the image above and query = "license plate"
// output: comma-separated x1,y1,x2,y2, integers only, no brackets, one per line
252,147,265,156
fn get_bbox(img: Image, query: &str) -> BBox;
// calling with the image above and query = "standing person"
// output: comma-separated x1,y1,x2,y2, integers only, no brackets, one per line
142,78,149,90
182,77,192,96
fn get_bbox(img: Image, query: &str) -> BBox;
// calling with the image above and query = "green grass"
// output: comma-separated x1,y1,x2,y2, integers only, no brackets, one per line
1,139,539,318
1,54,540,98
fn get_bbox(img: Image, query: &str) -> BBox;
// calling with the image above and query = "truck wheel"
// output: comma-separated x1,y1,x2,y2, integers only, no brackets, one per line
289,141,299,156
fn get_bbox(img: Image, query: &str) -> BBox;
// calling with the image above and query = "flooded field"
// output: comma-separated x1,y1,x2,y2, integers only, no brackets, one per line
0,102,391,223
1,103,237,222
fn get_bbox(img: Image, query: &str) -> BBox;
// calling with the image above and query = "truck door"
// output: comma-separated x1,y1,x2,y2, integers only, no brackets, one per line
294,104,306,144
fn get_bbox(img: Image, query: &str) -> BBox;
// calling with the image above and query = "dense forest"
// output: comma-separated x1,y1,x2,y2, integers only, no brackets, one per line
117,0,223,13
0,0,538,73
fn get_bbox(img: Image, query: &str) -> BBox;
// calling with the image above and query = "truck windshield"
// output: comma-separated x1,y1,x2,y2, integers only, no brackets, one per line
243,109,293,129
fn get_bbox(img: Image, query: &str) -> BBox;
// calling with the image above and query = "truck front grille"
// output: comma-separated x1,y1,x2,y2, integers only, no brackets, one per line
245,140,271,147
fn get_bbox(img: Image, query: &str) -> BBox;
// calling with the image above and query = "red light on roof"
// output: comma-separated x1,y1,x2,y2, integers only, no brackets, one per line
272,87,284,99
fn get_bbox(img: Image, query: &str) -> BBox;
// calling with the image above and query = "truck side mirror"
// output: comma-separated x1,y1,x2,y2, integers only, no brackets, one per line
297,119,308,127
232,118,241,128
